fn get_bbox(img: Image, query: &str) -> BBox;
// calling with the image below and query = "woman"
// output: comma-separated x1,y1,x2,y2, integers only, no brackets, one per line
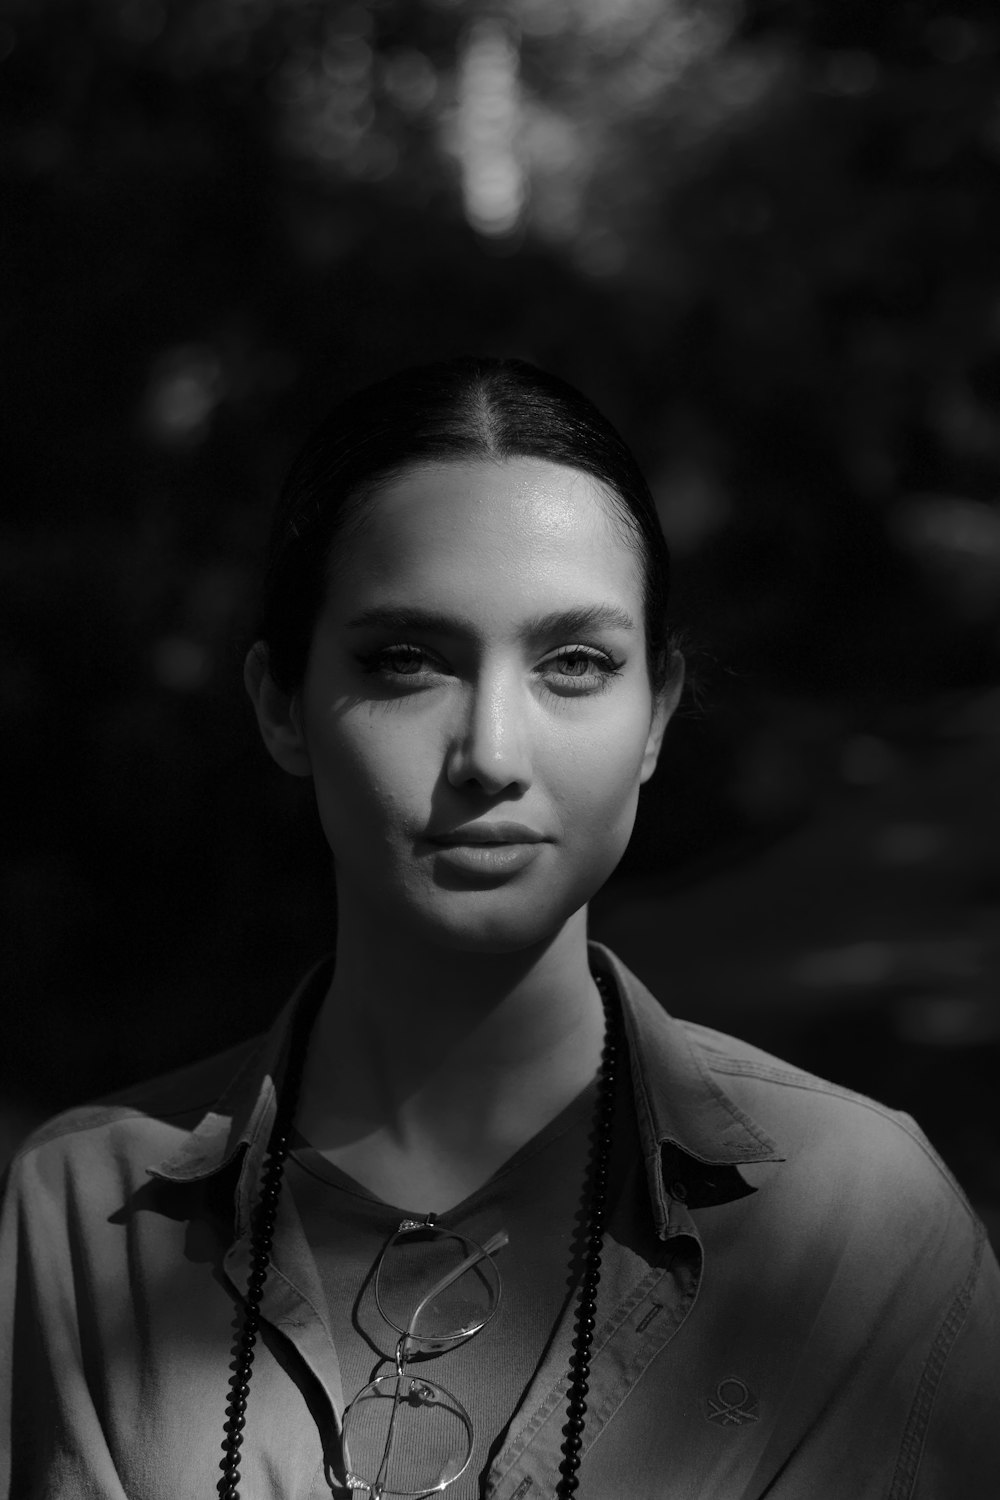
2,358,998,1500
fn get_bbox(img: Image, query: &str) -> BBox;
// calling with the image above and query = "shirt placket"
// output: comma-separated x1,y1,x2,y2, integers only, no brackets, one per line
484,1205,702,1500
221,1122,351,1496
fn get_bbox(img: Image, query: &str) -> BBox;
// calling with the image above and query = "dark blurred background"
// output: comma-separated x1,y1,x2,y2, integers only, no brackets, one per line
2,0,999,1245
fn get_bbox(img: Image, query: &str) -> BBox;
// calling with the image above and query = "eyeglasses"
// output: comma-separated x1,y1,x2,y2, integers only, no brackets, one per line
342,1217,509,1498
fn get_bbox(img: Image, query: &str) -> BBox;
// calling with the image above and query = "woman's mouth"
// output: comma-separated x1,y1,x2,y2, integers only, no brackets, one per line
428,822,545,846
425,823,547,880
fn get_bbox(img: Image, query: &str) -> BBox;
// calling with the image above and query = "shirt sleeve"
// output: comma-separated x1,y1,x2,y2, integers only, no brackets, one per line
0,1144,132,1500
902,1218,1000,1500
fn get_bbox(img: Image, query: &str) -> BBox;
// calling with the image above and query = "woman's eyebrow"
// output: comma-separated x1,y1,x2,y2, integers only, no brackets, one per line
344,603,637,639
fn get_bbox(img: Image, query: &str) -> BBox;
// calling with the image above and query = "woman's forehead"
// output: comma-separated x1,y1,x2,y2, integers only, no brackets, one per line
329,457,642,616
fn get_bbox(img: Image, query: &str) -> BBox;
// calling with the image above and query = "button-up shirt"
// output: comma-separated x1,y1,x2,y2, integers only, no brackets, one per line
2,943,999,1498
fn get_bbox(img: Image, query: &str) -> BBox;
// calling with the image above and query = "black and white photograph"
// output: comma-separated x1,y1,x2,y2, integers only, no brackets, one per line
2,2,999,1496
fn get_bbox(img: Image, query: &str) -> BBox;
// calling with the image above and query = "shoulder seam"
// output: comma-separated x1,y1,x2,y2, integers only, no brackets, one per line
9,1033,267,1170
700,1054,977,1213
706,1054,899,1113
887,1217,986,1500
8,1097,221,1170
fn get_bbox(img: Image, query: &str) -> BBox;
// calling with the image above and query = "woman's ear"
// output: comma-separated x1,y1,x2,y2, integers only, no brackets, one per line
640,649,685,785
243,642,313,778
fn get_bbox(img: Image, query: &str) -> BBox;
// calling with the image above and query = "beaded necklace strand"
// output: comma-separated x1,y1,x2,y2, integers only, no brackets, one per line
218,970,619,1499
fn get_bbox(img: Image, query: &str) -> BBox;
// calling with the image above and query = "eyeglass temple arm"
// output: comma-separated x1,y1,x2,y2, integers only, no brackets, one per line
405,1229,509,1341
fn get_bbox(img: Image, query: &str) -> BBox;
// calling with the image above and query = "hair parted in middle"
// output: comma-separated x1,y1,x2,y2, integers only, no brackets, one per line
257,356,676,697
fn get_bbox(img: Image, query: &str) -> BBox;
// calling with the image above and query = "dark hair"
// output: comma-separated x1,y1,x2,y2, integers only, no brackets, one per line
258,357,677,695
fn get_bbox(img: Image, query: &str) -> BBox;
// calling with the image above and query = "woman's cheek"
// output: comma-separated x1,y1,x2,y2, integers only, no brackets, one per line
559,711,649,803
343,728,428,843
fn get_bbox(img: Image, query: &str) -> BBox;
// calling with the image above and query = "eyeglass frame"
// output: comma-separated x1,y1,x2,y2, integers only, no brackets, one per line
342,1215,509,1499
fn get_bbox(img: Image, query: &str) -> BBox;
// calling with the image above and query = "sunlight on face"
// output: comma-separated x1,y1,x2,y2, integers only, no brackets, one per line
295,458,668,952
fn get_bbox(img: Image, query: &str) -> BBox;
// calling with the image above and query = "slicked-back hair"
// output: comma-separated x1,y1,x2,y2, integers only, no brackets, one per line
257,357,674,695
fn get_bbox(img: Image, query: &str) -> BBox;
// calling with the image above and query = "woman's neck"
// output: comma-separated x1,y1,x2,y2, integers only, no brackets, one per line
294,905,606,1210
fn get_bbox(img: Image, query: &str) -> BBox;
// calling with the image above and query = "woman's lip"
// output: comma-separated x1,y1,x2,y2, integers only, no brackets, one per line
428,842,543,878
428,824,546,846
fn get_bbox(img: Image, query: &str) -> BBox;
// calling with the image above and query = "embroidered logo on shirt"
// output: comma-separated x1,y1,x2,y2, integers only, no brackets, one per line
706,1377,760,1426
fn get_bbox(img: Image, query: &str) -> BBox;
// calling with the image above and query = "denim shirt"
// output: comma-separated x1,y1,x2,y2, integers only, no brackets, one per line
3,942,999,1499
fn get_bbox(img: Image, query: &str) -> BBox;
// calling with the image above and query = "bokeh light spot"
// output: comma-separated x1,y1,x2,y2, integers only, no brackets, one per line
454,19,525,238
144,346,225,447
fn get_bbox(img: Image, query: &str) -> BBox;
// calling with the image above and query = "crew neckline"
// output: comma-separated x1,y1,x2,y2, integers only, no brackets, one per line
287,1074,601,1218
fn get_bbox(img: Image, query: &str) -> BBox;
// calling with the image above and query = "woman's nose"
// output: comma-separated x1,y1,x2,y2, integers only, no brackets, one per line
445,671,532,796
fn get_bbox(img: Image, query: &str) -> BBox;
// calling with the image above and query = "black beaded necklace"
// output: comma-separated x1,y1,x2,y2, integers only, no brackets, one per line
219,970,619,1500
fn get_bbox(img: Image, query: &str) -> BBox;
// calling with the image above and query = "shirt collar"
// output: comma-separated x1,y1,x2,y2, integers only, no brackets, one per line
151,944,784,1236
150,957,333,1188
589,942,784,1234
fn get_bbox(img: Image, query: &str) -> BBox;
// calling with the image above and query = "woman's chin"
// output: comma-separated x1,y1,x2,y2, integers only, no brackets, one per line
394,887,588,957
426,909,571,955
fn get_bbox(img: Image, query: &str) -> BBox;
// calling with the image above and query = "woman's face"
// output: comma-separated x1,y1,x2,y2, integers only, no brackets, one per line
272,457,673,953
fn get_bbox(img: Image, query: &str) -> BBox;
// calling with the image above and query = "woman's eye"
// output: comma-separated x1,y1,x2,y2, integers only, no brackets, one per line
356,644,622,692
555,653,600,676
359,645,436,679
542,648,622,692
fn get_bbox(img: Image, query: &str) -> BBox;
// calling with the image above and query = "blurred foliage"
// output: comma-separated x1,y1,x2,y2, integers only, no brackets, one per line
2,0,1000,1187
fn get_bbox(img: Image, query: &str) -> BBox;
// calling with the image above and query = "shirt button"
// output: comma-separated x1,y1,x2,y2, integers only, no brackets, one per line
669,1180,689,1201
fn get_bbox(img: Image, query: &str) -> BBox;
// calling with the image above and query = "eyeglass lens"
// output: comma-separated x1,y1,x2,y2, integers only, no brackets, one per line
343,1373,472,1497
375,1225,501,1347
343,1225,503,1495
